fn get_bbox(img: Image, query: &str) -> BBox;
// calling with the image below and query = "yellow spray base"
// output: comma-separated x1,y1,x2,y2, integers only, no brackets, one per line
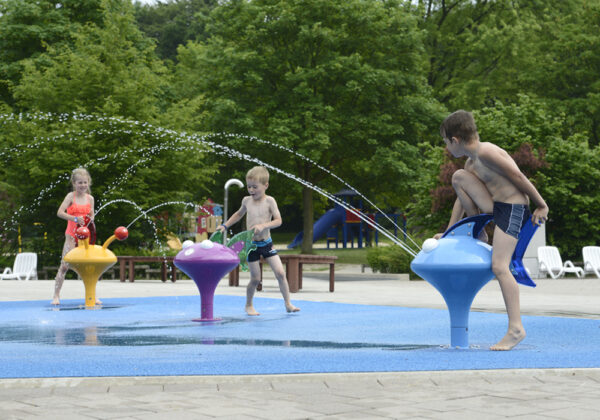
64,236,118,308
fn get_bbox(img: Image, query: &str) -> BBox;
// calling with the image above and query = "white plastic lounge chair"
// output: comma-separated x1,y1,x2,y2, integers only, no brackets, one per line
0,252,38,281
582,246,600,279
537,246,583,279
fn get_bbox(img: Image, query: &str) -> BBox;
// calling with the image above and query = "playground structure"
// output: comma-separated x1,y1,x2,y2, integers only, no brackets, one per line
173,231,255,321
158,199,223,250
411,214,538,348
63,226,129,307
288,189,405,249
182,199,223,242
1,111,576,365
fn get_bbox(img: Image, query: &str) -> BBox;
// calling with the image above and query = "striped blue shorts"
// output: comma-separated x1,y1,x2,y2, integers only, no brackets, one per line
248,237,278,262
493,202,531,239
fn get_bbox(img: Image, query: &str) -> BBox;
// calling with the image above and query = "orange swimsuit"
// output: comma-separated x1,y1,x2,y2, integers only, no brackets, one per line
65,196,91,238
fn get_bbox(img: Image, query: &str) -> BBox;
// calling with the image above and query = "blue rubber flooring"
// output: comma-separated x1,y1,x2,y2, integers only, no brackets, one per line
1,295,599,378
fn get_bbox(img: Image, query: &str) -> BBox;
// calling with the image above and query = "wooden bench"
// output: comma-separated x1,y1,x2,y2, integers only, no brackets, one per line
117,256,177,282
228,254,337,292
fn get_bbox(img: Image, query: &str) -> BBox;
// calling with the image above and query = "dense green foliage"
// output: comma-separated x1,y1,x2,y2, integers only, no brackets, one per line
0,0,105,105
13,1,168,120
0,113,218,266
2,0,600,266
134,0,216,62
366,245,415,277
170,0,443,252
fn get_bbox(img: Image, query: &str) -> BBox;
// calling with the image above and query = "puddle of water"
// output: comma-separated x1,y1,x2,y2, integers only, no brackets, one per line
47,305,124,311
0,323,435,350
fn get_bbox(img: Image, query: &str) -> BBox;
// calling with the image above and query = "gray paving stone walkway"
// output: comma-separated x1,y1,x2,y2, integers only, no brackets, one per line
1,265,599,419
1,369,599,419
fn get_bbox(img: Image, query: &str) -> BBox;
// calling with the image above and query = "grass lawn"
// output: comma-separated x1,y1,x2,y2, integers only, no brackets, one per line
272,232,370,265
278,247,369,265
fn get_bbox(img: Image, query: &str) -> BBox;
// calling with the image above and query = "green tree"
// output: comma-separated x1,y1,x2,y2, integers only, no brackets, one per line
539,135,600,259
517,0,600,146
0,0,104,105
411,96,600,259
133,0,218,63
171,0,443,253
417,0,546,110
0,113,219,266
12,0,167,121
418,0,600,148
1,0,222,265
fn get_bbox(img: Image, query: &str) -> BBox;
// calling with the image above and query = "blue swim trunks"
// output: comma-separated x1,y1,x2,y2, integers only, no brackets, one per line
493,202,531,239
247,237,278,262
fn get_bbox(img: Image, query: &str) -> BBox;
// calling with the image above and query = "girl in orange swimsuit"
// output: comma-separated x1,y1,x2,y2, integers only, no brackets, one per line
52,168,97,305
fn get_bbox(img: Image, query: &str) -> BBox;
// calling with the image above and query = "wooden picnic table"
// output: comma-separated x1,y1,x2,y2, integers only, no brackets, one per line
117,256,176,283
228,254,337,292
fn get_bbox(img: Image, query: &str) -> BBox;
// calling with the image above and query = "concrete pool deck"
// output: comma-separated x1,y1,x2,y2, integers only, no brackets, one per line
1,265,599,419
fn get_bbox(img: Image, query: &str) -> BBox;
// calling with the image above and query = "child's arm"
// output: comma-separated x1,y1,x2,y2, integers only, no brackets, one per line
217,199,247,232
56,193,78,223
88,195,95,222
480,146,549,225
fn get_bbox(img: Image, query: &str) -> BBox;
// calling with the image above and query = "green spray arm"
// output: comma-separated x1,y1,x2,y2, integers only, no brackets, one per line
209,230,256,271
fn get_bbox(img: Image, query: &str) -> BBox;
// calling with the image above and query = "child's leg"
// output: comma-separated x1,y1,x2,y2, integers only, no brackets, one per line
452,169,494,214
490,226,525,351
52,236,76,304
452,169,494,240
266,256,300,313
245,260,262,315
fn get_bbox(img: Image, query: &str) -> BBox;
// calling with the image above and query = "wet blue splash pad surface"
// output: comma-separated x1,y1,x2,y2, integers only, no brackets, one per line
1,295,599,378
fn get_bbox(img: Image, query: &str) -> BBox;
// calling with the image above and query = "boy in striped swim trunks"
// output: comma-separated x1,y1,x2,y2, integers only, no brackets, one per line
434,110,549,350
217,166,300,316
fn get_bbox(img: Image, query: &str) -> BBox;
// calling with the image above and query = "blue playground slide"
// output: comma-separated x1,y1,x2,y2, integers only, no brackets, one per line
287,206,345,248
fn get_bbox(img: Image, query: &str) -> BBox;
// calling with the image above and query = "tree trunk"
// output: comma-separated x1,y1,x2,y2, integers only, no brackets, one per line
301,186,314,254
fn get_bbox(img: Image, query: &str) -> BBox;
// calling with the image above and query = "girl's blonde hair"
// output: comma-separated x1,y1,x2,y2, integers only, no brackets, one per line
246,166,269,185
71,167,92,194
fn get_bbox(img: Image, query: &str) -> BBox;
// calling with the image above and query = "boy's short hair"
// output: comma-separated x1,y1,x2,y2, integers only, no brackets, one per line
246,166,269,185
440,110,478,143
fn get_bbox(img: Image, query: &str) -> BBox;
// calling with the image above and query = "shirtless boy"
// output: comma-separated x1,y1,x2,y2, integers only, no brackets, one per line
434,110,549,350
216,166,300,315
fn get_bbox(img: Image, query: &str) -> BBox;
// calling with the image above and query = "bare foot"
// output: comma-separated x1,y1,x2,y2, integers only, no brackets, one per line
286,303,300,313
95,299,102,305
51,297,60,305
245,305,260,316
490,328,526,351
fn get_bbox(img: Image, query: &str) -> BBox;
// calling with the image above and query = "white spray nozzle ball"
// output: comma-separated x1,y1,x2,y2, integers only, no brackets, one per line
422,238,439,253
200,239,214,249
182,240,194,249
